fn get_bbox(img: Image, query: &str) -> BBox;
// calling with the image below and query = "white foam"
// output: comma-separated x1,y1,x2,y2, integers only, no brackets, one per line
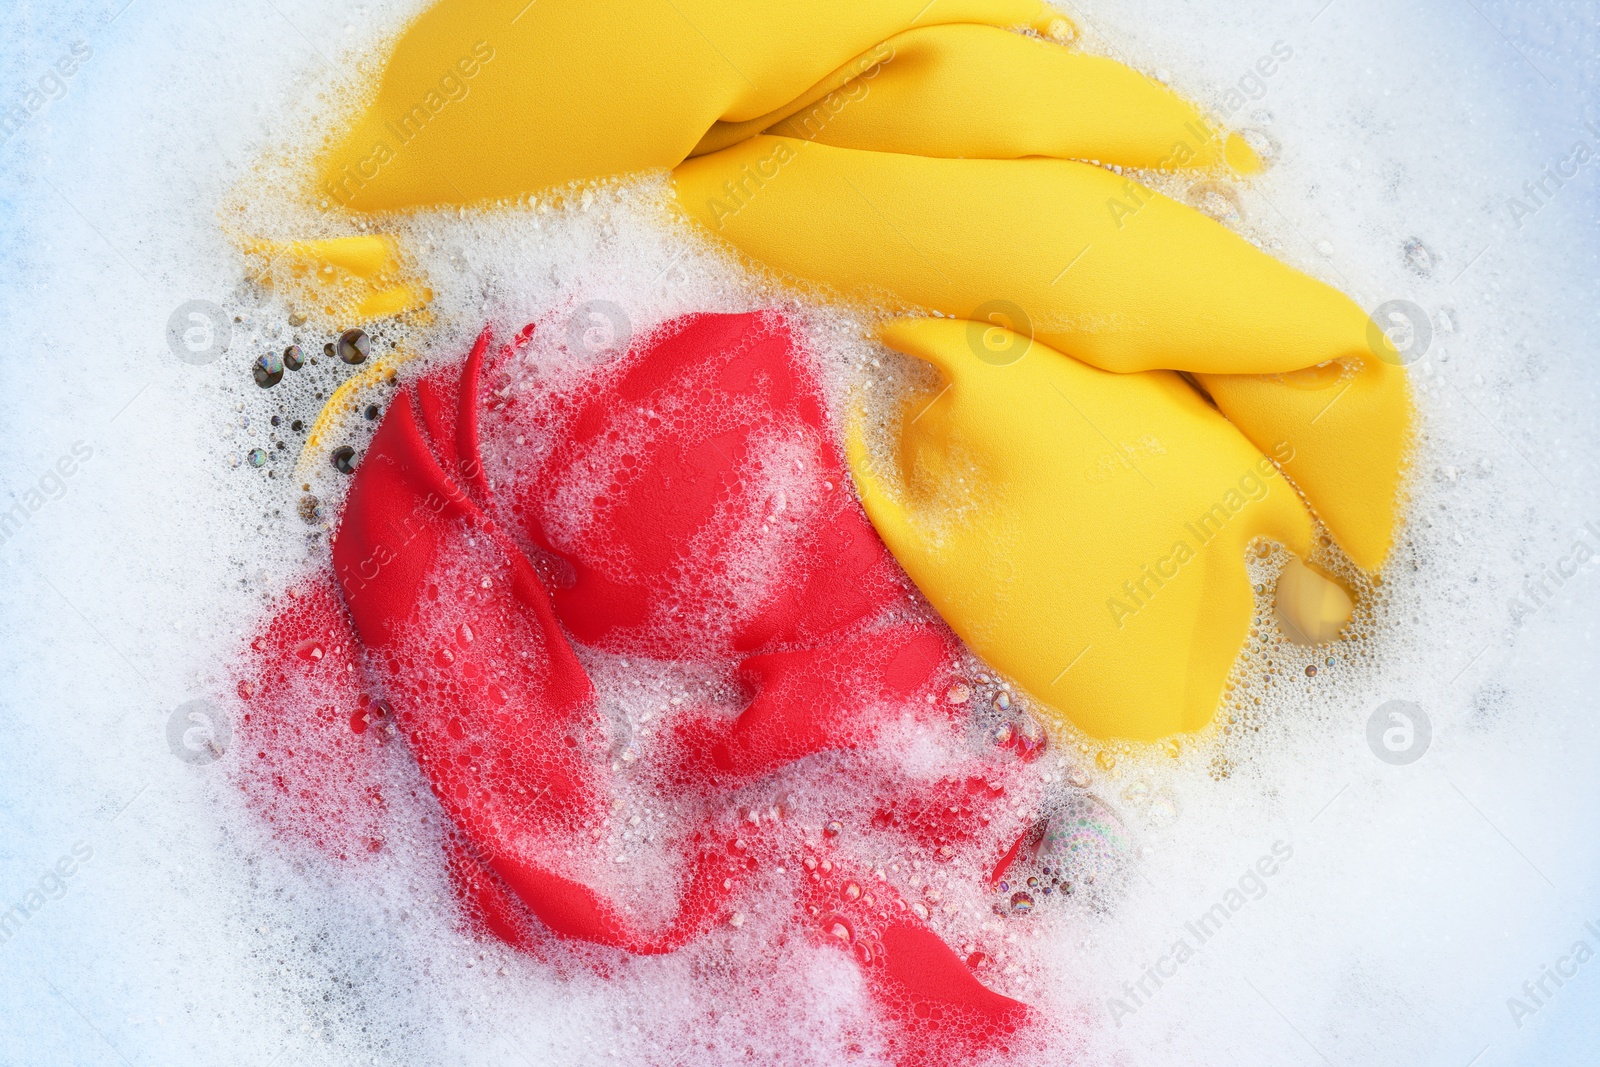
2,0,1598,1064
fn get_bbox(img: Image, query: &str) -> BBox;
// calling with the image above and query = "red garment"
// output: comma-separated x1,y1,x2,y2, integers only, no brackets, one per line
236,311,1046,1064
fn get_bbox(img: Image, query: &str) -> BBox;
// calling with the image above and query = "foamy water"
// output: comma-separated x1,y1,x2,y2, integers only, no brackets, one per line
2,1,1597,1064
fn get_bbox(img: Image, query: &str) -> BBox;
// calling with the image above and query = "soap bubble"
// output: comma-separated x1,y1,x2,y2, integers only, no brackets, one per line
1186,181,1246,226
1038,795,1126,884
253,351,284,388
821,914,855,944
337,329,370,364
1235,127,1280,167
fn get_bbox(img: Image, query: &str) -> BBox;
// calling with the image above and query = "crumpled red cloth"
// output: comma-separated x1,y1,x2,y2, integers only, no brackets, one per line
235,311,1048,1064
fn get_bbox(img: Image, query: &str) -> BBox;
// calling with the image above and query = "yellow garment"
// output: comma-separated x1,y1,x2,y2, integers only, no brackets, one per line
672,135,1409,572
291,0,1411,741
848,318,1313,739
242,236,429,326
320,0,1070,211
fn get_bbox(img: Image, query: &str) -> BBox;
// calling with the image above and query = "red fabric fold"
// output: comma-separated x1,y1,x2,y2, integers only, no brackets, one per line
236,311,1045,1064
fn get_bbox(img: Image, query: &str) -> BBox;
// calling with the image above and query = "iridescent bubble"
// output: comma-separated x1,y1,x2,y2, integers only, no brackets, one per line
337,329,370,365
1038,796,1127,884
282,344,305,371
246,448,268,468
1009,892,1034,916
297,495,324,524
1015,714,1046,758
253,351,284,388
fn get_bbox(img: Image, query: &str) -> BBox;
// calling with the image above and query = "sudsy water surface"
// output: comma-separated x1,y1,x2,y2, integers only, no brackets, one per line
1,1,1597,1065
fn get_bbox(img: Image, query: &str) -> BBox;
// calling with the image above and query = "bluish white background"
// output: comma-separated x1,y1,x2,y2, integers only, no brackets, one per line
0,1,1597,1064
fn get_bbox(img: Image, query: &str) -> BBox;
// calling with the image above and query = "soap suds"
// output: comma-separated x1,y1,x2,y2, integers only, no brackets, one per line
1,1,1597,1065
